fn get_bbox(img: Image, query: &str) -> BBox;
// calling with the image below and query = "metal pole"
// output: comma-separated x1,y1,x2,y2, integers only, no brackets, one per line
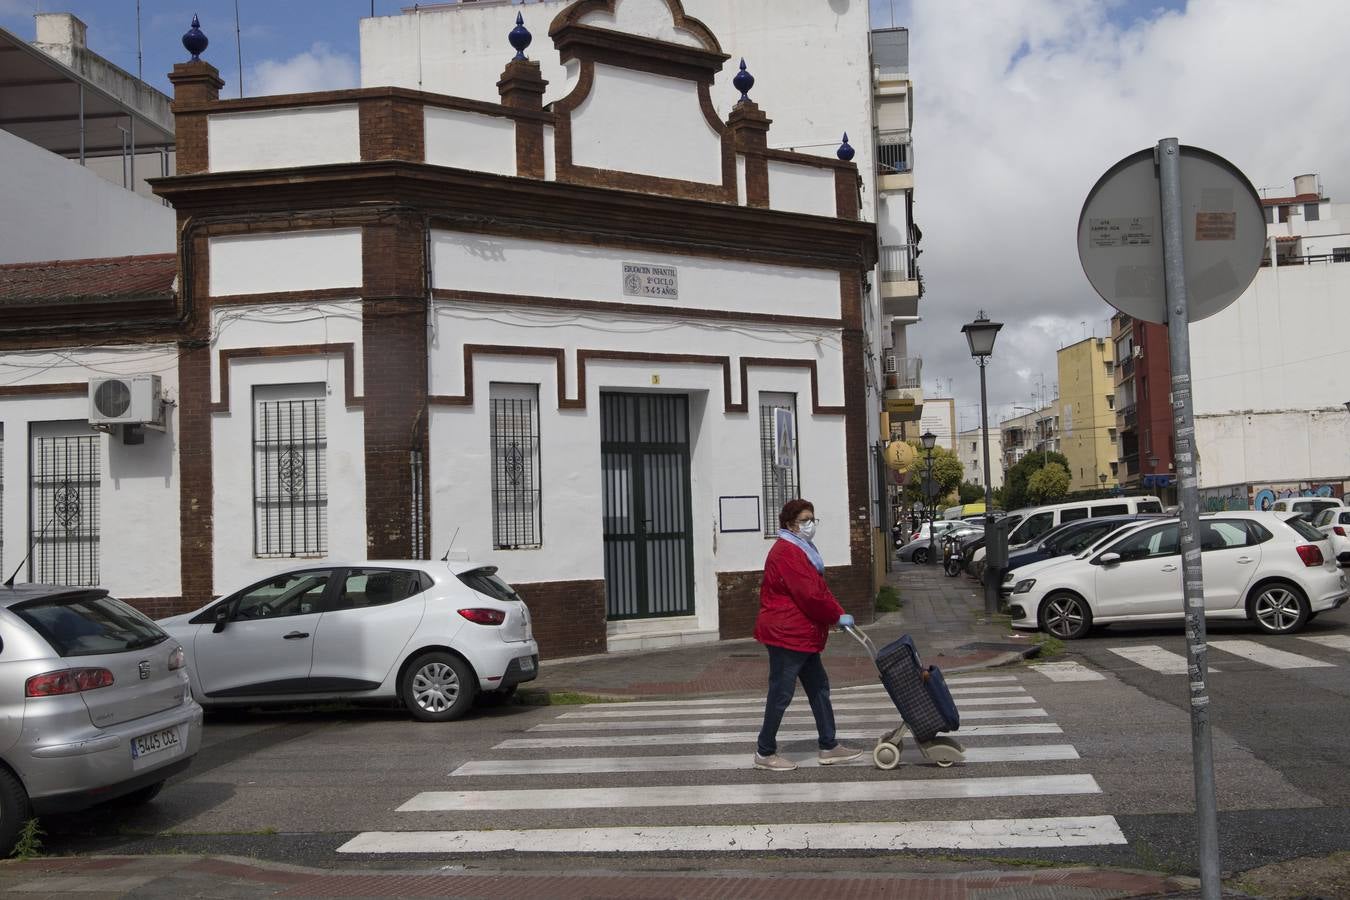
978,358,997,614
925,449,935,565
1157,136,1221,899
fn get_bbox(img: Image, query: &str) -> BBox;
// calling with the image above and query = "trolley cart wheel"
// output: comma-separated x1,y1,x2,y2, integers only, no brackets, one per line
873,741,902,770
920,736,966,768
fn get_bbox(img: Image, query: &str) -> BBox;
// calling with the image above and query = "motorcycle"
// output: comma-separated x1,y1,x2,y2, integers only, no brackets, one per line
941,531,963,577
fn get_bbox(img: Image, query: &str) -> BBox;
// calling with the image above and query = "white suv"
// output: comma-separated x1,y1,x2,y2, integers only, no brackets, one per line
1006,512,1349,639
159,560,538,721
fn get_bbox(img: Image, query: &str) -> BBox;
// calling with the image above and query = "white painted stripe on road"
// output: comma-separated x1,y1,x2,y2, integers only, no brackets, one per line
1209,640,1334,669
1297,635,1350,653
398,774,1102,812
337,816,1128,853
450,744,1081,777
529,708,1047,732
1108,645,1219,675
557,694,1037,718
494,722,1061,750
1029,661,1106,682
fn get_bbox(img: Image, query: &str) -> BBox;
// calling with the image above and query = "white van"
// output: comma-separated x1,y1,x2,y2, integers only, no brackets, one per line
1005,496,1164,548
1269,496,1344,520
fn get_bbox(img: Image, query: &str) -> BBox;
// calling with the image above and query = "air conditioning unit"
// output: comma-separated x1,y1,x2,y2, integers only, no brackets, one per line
88,375,164,427
1132,346,1144,359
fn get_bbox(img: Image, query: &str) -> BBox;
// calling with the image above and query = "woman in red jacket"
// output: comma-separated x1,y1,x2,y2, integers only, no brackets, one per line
752,498,861,771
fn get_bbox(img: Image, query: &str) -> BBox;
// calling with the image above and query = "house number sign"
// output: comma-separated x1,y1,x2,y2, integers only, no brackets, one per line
622,262,679,300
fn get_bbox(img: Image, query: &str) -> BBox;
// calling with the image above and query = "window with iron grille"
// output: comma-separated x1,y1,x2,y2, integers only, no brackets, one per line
253,389,327,558
30,425,100,585
759,392,800,537
490,383,541,549
410,447,426,558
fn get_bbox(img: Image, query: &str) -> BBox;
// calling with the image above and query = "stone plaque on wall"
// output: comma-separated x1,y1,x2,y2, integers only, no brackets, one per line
622,262,679,300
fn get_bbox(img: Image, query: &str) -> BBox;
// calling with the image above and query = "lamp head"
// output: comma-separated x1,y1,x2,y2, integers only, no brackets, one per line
961,310,1003,358
920,431,937,451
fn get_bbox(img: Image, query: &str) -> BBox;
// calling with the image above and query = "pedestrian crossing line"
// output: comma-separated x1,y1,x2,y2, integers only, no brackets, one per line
494,722,1062,750
1297,635,1350,653
557,694,1038,718
1108,645,1220,675
527,708,1049,732
1029,661,1106,682
449,744,1082,777
1209,640,1334,669
397,773,1102,812
337,814,1128,854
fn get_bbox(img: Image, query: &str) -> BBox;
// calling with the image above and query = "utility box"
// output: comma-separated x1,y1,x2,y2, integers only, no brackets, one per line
984,516,1012,570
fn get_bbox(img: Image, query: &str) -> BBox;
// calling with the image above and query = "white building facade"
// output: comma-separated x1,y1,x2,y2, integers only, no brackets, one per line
0,0,877,658
957,427,1003,490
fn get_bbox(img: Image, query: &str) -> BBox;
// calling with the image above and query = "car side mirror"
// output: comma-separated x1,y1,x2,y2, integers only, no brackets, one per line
212,604,230,633
1097,552,1122,566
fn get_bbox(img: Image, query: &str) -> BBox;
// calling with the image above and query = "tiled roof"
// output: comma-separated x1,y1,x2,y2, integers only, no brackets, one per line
1274,235,1300,242
1260,193,1320,206
0,254,177,306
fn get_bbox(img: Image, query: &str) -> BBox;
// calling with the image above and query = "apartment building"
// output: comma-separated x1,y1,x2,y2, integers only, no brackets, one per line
1056,336,1119,492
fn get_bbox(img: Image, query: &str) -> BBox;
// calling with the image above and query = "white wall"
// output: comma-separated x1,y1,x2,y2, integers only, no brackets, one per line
424,107,517,176
767,160,837,217
431,230,841,320
0,346,181,598
207,106,361,173
0,128,175,264
1196,408,1349,488
209,230,363,296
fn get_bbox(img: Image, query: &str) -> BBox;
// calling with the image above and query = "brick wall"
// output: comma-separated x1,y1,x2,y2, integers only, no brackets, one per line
513,578,607,658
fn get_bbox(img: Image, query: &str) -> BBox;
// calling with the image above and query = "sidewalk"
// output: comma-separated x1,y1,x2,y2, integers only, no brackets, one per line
525,559,1040,699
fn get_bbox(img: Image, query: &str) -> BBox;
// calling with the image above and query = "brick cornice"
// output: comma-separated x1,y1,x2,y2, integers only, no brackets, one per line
434,289,842,329
153,162,877,271
0,382,85,398
170,85,556,125
211,343,361,413
428,344,844,415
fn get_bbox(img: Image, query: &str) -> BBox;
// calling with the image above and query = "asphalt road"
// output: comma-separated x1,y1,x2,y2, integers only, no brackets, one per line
32,604,1350,880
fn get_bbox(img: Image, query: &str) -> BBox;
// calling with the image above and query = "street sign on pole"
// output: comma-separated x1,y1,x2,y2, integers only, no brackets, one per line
1077,139,1264,900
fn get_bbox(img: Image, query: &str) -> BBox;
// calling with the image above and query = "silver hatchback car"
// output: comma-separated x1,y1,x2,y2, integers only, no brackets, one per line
0,585,203,853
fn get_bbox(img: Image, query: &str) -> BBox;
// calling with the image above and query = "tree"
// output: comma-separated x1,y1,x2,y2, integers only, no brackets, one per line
1027,462,1071,504
900,442,964,508
1003,450,1070,511
958,481,984,504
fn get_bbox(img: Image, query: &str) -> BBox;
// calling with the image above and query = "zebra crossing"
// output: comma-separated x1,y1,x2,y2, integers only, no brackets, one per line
1037,634,1350,679
337,673,1129,856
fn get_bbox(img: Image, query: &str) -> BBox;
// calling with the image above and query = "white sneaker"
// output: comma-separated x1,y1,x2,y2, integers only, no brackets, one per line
753,752,797,772
818,745,863,765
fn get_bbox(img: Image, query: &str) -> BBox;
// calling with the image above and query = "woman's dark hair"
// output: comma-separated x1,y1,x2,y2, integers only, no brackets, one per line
779,498,815,531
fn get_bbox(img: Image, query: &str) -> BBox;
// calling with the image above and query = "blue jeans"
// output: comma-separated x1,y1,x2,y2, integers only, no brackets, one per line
756,644,838,756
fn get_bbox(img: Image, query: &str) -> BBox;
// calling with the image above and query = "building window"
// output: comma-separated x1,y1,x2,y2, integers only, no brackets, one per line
1110,461,1119,476
1106,394,1115,410
1333,247,1350,263
1263,206,1273,224
1278,205,1289,223
490,383,542,549
1304,203,1320,222
760,392,799,538
254,390,327,558
1109,428,1118,443
30,426,100,585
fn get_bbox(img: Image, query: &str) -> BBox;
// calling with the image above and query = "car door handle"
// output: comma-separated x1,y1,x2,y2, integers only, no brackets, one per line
282,631,310,640
1236,556,1254,564
1161,564,1178,572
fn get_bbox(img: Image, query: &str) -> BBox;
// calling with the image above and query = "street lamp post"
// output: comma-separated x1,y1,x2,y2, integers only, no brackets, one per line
1099,472,1107,496
962,310,1004,615
920,430,937,565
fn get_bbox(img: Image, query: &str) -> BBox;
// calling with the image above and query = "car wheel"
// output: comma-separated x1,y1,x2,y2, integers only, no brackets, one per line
0,766,31,856
1248,582,1310,635
912,548,928,564
1039,591,1092,640
108,780,165,808
402,652,476,722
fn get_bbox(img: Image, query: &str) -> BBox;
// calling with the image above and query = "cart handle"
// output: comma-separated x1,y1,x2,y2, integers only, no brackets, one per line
841,622,877,659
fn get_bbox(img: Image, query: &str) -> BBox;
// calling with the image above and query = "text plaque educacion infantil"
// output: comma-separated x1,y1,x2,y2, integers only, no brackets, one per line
622,263,679,300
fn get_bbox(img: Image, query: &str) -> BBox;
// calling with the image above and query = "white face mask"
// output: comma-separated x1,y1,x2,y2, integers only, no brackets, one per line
797,519,817,541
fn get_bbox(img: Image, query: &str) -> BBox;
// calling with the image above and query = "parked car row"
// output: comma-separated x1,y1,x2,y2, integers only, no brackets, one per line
0,558,539,853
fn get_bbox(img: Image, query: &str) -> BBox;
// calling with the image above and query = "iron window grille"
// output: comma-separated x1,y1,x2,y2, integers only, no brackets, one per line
254,398,327,558
410,447,426,559
759,393,800,537
490,385,542,549
31,432,100,585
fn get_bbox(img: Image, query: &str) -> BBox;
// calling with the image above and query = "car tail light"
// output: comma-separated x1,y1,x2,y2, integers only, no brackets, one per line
1335,526,1347,537
458,608,507,625
911,532,920,540
168,646,186,670
1295,544,1324,567
26,667,115,697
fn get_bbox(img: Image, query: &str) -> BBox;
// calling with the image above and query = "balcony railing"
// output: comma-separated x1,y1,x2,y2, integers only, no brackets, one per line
880,243,919,282
882,355,922,390
877,130,912,174
1118,403,1137,430
1119,356,1134,379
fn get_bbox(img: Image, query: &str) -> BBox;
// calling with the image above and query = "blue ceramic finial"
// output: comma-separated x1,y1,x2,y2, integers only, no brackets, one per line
182,14,208,60
837,132,855,162
732,58,754,103
508,12,532,61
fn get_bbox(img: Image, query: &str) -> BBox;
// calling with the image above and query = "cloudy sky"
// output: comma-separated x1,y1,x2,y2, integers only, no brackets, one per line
3,0,1346,428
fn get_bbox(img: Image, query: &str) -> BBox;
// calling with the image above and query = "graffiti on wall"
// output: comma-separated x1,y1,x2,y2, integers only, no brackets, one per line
1249,481,1348,511
1200,485,1248,512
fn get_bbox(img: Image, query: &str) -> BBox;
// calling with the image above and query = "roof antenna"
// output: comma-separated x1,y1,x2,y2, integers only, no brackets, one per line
5,516,55,589
440,527,460,562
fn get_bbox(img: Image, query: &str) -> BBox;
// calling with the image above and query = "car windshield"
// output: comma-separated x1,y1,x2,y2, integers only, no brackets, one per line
14,593,168,657
1283,515,1327,542
457,567,522,603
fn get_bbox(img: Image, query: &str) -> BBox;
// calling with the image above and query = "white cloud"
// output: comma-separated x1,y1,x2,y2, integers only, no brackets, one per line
246,42,356,97
892,0,1350,416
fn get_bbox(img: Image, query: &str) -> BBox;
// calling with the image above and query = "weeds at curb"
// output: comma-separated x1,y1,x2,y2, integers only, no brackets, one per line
1031,633,1065,660
516,690,626,706
8,818,45,860
875,585,902,613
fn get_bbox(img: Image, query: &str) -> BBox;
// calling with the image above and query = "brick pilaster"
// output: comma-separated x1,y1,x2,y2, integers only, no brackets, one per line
498,60,548,179
727,101,772,208
167,60,223,174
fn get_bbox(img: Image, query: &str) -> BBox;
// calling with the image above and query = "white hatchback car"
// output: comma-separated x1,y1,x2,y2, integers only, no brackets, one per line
1006,512,1349,639
158,560,538,722
1311,506,1350,563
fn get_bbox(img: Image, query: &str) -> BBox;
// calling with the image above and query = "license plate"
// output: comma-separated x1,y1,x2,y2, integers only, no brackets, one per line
130,726,181,761
518,656,535,673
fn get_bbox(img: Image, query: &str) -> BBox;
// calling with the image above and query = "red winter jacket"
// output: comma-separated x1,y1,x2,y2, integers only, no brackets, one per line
753,538,846,653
